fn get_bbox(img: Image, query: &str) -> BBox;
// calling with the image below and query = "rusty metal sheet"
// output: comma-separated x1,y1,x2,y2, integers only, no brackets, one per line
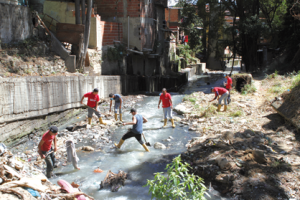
56,23,85,44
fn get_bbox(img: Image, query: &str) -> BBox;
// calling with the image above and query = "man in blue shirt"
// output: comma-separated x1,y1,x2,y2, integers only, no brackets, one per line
109,93,123,121
114,108,150,152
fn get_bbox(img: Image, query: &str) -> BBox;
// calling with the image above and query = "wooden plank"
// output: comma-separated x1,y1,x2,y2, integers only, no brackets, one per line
56,23,85,45
85,52,90,66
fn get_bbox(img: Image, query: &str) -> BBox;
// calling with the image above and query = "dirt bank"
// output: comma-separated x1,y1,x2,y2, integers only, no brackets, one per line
175,74,300,199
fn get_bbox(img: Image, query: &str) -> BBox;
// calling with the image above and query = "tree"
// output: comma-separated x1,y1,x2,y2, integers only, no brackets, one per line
179,1,203,52
71,0,92,71
197,0,225,63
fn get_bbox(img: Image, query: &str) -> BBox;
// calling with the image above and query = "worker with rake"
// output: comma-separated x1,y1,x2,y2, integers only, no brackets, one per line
80,88,106,125
224,74,232,104
38,126,59,178
210,87,229,112
114,108,150,152
158,88,175,128
109,93,123,121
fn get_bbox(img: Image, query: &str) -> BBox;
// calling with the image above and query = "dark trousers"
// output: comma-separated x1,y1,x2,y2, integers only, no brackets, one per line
227,89,231,101
122,131,144,145
41,147,56,177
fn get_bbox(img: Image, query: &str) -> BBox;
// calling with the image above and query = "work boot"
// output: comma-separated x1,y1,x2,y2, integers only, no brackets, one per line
99,117,107,125
88,118,92,125
171,119,176,128
142,144,150,152
223,105,227,112
216,104,222,112
114,139,125,149
114,113,118,121
163,119,168,128
120,114,123,121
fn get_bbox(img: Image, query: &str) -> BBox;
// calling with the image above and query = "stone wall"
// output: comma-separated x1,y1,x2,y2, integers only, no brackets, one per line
0,4,33,43
0,76,121,124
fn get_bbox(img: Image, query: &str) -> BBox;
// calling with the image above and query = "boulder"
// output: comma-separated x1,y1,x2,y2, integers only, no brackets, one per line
216,157,231,170
154,142,166,149
81,146,94,151
174,104,192,115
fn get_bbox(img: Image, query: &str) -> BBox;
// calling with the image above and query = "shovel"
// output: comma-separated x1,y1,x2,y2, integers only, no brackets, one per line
142,133,151,147
44,151,54,158
83,104,98,112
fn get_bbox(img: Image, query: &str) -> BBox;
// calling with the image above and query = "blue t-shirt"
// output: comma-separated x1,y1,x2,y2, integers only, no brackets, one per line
113,94,122,103
132,114,143,134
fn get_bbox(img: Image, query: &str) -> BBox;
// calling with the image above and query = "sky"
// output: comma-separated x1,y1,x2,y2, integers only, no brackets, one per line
168,0,179,7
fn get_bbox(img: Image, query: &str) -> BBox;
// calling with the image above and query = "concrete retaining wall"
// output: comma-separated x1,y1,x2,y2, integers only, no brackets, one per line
0,4,33,43
0,76,121,124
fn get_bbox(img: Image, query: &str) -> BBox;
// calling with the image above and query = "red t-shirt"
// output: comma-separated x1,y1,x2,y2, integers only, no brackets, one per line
41,131,56,152
214,87,228,96
84,92,99,107
160,93,172,108
226,77,232,89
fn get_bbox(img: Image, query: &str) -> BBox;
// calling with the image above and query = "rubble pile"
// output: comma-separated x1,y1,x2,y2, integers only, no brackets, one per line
0,145,92,200
175,91,300,199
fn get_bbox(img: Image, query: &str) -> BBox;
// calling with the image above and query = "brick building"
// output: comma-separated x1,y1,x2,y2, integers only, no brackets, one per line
95,0,172,76
165,7,183,43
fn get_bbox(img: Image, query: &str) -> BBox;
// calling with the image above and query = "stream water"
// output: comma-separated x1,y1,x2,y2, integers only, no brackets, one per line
50,74,229,200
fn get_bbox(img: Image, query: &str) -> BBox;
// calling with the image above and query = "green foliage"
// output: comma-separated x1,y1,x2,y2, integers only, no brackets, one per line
241,84,257,95
179,0,203,51
291,72,300,88
229,109,244,117
177,44,198,65
200,105,216,118
268,85,284,94
144,155,207,200
183,95,197,103
103,43,126,62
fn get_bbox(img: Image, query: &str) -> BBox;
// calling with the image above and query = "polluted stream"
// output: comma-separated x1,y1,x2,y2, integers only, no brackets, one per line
15,74,229,200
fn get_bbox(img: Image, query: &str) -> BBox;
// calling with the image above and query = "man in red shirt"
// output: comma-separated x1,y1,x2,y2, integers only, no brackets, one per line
38,126,58,178
209,87,229,112
158,88,175,128
80,88,106,125
224,74,232,104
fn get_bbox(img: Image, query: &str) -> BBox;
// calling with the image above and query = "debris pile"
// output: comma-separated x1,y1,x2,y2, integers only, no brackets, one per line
100,170,127,192
0,144,92,199
175,89,300,199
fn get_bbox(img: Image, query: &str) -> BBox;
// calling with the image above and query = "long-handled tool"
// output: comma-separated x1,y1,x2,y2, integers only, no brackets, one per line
45,151,54,158
142,133,151,147
83,104,98,112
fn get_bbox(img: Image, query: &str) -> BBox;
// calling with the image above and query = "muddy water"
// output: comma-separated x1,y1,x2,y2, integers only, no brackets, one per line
50,74,229,200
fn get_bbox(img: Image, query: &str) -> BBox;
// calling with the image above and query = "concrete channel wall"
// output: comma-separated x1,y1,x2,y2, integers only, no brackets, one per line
0,76,121,123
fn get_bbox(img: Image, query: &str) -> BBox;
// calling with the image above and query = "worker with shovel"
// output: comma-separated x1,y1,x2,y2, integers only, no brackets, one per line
114,108,150,152
37,126,58,178
224,74,232,104
80,88,106,125
109,93,123,121
158,88,175,128
209,87,229,112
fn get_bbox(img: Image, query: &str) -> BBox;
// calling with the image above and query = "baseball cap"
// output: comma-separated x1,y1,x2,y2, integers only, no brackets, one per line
49,125,58,133
211,87,214,91
129,108,137,113
93,88,99,92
